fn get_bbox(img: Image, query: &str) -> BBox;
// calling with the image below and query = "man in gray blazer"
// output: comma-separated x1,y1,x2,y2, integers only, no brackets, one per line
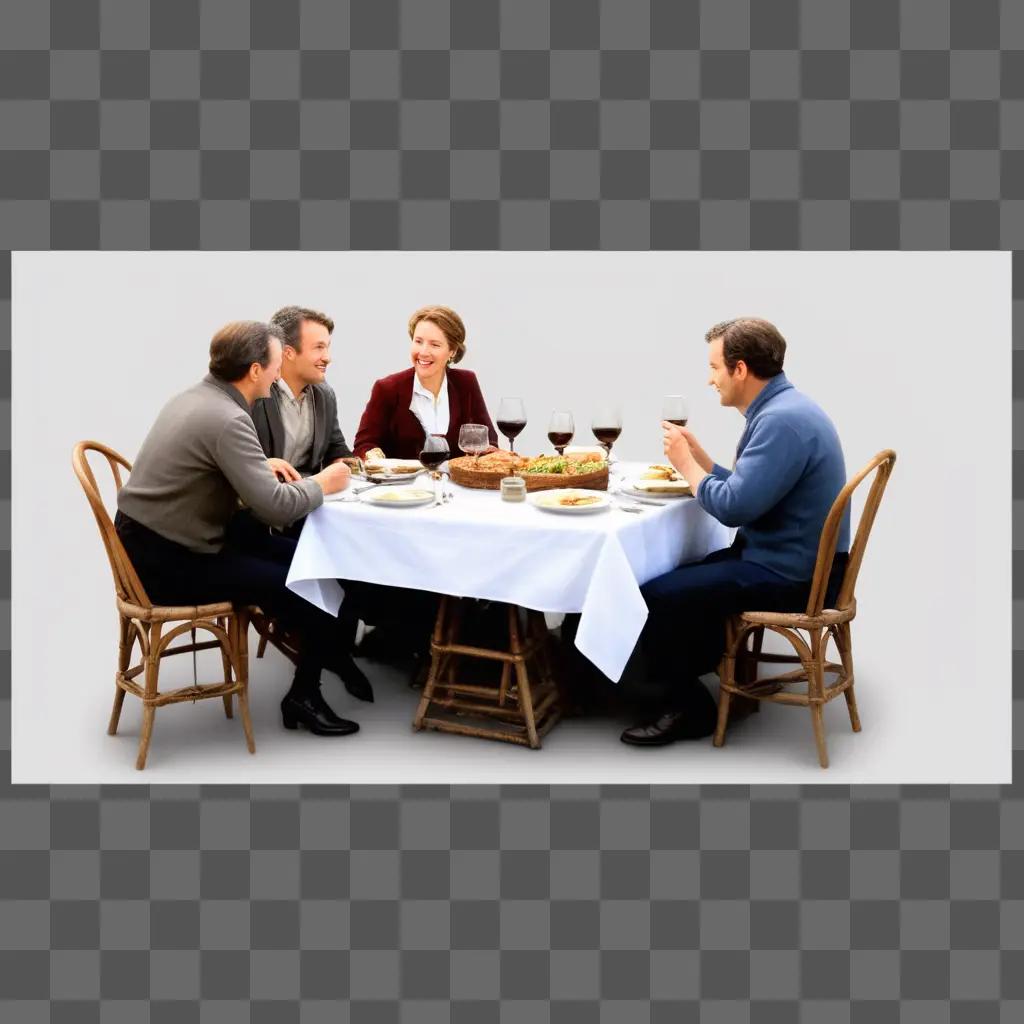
116,320,359,737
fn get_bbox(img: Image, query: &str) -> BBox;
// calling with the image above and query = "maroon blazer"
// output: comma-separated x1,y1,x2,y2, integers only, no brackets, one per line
353,366,498,459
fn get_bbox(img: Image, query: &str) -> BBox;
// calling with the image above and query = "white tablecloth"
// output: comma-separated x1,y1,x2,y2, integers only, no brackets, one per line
286,463,732,682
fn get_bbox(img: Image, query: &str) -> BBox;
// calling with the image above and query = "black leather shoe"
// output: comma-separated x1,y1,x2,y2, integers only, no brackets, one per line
619,709,716,746
281,691,360,736
327,653,375,702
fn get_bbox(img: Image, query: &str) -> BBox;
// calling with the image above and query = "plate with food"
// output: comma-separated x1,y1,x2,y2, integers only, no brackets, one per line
529,488,611,515
359,487,435,508
619,465,693,500
362,458,428,483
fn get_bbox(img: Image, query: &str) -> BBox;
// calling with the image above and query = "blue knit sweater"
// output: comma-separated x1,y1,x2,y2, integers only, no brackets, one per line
696,373,849,582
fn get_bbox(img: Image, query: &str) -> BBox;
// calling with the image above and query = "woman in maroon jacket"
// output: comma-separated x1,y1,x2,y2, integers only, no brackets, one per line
353,305,498,459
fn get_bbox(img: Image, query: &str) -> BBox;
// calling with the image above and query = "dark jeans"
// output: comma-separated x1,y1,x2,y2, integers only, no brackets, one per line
559,542,846,726
115,511,338,694
632,542,848,724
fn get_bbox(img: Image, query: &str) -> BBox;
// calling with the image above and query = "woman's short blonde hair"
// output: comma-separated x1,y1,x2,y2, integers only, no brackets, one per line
408,305,466,365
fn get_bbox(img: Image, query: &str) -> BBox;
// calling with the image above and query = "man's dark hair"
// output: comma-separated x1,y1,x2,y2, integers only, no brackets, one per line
208,321,283,382
705,317,787,379
270,306,335,352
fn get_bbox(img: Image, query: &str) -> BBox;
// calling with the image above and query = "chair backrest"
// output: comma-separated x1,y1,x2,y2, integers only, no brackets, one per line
805,449,897,616
71,441,151,608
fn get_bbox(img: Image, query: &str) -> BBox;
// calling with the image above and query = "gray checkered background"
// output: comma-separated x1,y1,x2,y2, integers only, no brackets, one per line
1,1,1022,1020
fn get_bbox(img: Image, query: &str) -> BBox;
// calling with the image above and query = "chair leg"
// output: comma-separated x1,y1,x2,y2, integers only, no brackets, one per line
109,615,132,736
508,607,539,749
713,620,738,748
810,704,829,769
135,623,162,771
807,629,829,769
233,613,255,755
835,623,861,733
713,665,733,748
413,597,449,730
218,616,234,719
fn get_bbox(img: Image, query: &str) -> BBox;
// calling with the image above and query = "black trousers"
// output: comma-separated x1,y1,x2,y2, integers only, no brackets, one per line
115,512,339,693
225,509,436,656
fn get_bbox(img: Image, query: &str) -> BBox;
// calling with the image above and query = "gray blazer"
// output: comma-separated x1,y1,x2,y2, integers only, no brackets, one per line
251,381,353,474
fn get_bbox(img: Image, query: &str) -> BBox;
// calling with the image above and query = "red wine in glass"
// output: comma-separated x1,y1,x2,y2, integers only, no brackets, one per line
592,425,622,450
666,418,688,428
496,397,527,453
419,447,448,471
548,431,573,450
496,419,526,442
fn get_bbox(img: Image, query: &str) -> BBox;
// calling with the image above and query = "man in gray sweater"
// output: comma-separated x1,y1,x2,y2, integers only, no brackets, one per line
116,320,359,737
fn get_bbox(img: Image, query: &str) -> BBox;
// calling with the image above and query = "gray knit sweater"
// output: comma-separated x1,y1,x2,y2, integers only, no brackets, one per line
117,375,323,553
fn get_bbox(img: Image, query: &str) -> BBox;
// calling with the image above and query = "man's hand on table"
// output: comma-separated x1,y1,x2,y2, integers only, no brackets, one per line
662,421,708,492
313,461,352,496
268,457,301,483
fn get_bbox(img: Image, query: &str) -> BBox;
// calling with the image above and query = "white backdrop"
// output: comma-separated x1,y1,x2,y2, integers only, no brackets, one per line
11,251,1012,783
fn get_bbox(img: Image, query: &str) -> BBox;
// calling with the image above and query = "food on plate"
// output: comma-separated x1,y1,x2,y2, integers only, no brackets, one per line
556,493,602,506
535,491,604,508
374,488,433,502
641,464,683,481
365,458,423,475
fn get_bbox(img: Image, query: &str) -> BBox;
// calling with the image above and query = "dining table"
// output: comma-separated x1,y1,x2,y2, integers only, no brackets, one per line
286,462,733,683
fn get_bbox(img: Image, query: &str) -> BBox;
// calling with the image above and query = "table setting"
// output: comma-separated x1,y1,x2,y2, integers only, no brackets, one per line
287,397,733,683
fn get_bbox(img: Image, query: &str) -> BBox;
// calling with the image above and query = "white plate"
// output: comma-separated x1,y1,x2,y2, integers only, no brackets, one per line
529,488,611,515
359,487,435,509
619,477,692,501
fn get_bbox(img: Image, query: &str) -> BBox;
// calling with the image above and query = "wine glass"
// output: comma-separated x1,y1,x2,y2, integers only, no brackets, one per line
590,405,622,459
419,433,450,505
496,397,527,453
547,411,574,456
662,396,689,429
458,423,489,465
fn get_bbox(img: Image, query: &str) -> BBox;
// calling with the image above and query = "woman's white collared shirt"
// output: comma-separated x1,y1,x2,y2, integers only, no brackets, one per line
409,371,450,436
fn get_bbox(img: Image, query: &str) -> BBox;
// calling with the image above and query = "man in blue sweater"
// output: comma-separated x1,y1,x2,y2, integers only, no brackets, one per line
621,317,850,746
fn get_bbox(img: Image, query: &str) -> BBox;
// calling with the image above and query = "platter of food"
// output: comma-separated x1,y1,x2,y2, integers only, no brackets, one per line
529,489,611,515
449,451,609,492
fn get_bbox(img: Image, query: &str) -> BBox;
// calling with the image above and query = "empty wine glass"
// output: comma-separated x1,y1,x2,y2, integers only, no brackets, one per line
458,423,489,465
547,411,574,456
419,434,450,505
496,397,527,453
662,396,689,428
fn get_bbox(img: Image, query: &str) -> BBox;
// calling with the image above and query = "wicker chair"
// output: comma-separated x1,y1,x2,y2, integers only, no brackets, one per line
72,441,256,770
713,449,896,768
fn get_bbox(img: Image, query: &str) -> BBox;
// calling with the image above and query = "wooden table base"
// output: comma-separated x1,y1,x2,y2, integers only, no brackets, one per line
412,597,563,748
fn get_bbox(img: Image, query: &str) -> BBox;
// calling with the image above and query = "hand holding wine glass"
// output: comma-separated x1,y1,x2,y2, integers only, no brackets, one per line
547,411,574,456
497,397,527,453
458,423,489,465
